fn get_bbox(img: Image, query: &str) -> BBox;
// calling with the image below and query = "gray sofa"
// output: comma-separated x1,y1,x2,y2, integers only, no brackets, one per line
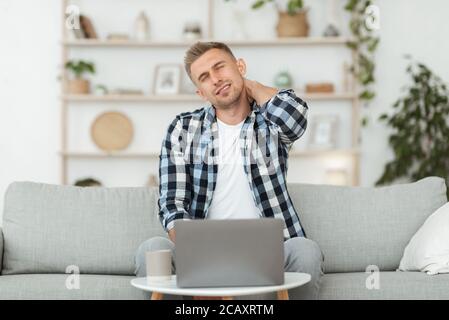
0,177,448,299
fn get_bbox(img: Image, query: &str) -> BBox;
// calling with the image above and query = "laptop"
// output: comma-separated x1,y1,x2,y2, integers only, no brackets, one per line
174,218,284,288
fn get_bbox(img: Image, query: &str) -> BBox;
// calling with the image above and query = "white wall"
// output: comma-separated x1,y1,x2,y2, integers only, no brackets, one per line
0,0,62,225
1,0,449,223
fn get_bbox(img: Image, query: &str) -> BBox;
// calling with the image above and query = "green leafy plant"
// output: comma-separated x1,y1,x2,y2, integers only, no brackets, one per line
344,0,379,105
253,0,304,14
376,58,449,198
65,60,95,78
225,0,304,15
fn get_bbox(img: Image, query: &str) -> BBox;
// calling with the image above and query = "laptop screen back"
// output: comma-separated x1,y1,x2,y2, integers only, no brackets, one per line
174,218,284,288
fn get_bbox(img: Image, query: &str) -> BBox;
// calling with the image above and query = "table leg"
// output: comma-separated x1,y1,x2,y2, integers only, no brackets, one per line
151,292,164,300
277,290,289,300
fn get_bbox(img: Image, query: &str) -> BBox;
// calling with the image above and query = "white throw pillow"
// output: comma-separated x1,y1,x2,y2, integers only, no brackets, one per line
398,202,449,275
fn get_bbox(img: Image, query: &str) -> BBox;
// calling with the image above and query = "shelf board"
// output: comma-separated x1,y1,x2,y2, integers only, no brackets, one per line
60,149,359,159
62,37,351,48
62,92,356,103
290,148,360,157
60,151,159,158
63,94,202,102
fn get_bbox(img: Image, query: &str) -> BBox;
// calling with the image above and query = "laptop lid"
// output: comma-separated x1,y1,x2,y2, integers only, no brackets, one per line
174,218,284,288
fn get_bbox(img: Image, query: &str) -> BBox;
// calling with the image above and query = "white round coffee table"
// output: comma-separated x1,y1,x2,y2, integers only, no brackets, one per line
131,272,310,300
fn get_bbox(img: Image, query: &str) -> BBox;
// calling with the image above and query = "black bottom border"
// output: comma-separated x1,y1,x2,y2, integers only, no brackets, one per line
0,299,446,319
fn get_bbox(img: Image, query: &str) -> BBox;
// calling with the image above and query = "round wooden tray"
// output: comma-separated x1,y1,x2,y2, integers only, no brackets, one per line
91,111,133,152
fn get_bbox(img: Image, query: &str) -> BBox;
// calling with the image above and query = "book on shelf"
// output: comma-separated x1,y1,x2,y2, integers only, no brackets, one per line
69,14,98,39
80,15,98,39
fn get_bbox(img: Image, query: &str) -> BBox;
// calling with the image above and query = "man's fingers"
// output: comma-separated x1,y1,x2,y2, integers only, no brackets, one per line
244,78,255,104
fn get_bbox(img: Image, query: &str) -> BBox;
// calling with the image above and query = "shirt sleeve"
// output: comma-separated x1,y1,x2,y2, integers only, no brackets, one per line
257,89,309,146
158,118,191,233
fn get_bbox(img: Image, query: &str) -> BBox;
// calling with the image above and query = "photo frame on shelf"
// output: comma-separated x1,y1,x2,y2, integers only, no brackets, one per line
308,115,339,149
153,64,182,95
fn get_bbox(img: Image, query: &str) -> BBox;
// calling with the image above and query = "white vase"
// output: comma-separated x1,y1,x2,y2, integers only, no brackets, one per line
231,8,248,40
134,11,149,41
323,0,342,37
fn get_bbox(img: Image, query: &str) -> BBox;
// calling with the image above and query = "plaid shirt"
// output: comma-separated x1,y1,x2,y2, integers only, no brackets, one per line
158,89,309,239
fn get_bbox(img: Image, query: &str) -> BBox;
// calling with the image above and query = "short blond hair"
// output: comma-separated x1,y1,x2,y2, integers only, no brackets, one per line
184,41,236,81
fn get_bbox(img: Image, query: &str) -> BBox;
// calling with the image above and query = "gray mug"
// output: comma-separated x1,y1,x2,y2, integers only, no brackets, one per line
145,250,172,281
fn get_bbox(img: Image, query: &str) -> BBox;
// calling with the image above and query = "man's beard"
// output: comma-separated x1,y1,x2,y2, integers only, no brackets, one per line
212,87,243,109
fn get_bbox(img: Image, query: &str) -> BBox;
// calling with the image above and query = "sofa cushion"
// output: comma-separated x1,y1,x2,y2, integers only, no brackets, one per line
1,182,166,275
0,227,3,273
319,271,449,299
0,274,146,299
288,177,448,273
399,202,449,275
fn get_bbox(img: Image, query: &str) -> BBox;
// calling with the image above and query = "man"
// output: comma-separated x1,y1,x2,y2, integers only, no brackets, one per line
135,41,324,300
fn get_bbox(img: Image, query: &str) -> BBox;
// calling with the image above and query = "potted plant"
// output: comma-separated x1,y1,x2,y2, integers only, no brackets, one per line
252,0,309,37
376,58,449,198
65,60,95,94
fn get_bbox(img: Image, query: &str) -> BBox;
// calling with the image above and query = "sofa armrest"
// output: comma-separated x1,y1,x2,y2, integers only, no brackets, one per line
0,227,3,274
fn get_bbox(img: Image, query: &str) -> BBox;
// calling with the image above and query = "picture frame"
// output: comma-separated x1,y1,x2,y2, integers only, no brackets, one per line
308,115,339,149
153,64,182,95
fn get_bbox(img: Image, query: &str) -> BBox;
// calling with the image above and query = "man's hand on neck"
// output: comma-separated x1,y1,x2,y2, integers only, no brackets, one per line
244,79,279,107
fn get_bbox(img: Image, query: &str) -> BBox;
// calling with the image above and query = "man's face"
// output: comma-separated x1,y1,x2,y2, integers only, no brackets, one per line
190,48,246,109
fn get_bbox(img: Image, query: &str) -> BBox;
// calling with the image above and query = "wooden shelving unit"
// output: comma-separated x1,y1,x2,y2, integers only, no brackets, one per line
60,0,361,186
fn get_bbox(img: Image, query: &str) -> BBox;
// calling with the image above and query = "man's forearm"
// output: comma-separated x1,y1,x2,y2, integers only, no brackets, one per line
159,117,192,235
246,80,308,144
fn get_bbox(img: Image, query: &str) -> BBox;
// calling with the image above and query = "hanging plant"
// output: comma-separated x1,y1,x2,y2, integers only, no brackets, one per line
376,58,449,198
344,0,379,122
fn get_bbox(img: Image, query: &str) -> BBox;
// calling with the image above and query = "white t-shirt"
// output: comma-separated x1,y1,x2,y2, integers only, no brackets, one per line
206,118,261,220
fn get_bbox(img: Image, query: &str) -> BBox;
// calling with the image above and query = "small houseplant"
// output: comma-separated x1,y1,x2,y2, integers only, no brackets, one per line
65,60,95,94
254,0,308,37
376,58,449,198
226,0,308,37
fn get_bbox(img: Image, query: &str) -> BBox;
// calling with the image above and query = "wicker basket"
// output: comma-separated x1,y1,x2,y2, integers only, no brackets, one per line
276,10,309,37
67,78,90,94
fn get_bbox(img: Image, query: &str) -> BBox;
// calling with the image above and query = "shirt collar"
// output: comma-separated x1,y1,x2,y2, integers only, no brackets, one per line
204,100,259,128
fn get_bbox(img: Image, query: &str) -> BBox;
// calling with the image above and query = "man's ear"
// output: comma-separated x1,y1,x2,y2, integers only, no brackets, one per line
196,88,208,102
236,58,247,77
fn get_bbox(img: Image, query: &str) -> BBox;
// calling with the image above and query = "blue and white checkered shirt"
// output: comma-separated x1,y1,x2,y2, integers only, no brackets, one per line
158,89,309,239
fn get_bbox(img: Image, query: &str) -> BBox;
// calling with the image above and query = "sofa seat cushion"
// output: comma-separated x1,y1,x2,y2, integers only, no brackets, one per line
0,274,146,300
319,271,449,299
2,182,166,275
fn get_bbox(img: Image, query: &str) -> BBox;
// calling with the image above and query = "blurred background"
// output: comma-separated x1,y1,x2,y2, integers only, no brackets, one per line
1,0,449,220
